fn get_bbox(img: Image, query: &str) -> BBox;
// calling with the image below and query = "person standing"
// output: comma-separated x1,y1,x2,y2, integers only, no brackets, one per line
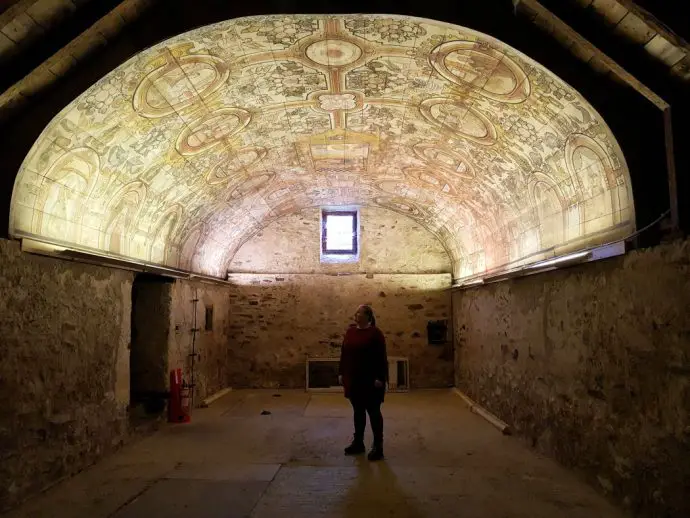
338,304,388,461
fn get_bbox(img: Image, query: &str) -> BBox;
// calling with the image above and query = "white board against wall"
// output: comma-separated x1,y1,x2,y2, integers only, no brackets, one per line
306,357,409,392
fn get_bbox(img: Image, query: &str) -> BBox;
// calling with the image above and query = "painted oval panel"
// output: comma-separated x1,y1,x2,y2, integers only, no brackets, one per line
430,41,530,103
133,54,229,118
419,98,497,145
176,108,251,156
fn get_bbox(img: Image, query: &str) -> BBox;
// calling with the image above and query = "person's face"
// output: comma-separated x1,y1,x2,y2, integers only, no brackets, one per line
354,306,370,327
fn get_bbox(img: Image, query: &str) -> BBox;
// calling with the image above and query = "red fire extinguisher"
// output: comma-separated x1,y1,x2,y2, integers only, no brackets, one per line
168,368,190,423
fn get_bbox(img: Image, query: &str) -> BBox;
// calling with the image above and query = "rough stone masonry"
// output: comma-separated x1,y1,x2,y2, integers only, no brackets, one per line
226,273,454,389
453,239,690,518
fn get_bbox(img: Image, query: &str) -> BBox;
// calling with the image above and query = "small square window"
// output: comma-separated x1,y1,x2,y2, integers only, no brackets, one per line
321,210,358,255
205,306,214,331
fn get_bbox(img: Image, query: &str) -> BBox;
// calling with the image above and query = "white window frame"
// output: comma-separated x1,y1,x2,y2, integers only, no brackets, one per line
320,206,360,263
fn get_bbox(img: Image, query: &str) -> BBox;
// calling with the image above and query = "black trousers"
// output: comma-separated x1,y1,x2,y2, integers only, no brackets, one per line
349,394,383,446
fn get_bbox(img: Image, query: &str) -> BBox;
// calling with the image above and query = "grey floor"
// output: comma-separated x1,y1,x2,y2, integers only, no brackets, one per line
6,390,624,518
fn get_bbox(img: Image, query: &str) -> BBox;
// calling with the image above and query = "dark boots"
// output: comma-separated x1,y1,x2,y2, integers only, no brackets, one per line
344,439,365,455
344,438,383,460
367,443,384,461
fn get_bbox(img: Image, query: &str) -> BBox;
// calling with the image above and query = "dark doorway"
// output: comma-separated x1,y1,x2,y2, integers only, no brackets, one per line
130,273,173,420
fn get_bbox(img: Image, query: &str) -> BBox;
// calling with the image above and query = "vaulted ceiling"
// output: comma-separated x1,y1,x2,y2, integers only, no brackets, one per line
9,14,635,279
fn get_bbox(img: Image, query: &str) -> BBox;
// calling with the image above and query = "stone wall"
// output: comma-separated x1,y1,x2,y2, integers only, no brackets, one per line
0,238,235,511
453,239,690,518
227,273,453,389
227,207,454,389
169,280,232,405
228,206,452,274
0,238,133,512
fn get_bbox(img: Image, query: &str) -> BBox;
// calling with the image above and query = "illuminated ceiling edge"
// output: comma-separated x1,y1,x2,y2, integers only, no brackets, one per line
8,13,636,281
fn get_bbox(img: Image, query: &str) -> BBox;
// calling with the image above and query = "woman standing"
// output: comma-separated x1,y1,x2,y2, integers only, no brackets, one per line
338,304,388,461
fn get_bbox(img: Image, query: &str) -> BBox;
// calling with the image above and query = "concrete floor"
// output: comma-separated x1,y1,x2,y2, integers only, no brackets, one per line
6,390,624,518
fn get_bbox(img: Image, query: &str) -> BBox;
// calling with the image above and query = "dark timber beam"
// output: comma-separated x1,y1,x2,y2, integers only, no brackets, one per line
514,0,680,236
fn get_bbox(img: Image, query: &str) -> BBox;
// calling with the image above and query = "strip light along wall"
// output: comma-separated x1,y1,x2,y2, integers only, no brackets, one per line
452,241,626,289
18,236,233,285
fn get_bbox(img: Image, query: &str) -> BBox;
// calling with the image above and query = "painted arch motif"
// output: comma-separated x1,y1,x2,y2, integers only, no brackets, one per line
9,14,635,279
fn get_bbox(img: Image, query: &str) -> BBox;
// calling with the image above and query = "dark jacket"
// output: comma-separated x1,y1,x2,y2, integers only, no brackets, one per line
338,324,388,401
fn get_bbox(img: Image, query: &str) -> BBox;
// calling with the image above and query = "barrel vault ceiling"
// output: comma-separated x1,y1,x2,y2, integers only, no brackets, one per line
9,14,635,279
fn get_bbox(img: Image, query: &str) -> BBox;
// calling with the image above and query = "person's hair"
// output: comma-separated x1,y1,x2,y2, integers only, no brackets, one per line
360,305,376,327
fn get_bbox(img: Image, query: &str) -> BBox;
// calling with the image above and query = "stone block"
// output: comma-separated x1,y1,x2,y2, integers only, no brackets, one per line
591,0,628,25
93,12,126,40
65,32,107,62
671,54,690,80
46,52,78,77
18,65,57,97
115,0,155,24
644,34,686,67
1,12,44,44
0,30,17,61
27,0,76,29
614,12,656,45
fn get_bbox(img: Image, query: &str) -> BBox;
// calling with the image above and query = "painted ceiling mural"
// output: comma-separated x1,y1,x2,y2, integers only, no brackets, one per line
10,14,635,279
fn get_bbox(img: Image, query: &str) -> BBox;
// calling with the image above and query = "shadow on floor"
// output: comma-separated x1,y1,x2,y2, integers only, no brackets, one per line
342,457,425,518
